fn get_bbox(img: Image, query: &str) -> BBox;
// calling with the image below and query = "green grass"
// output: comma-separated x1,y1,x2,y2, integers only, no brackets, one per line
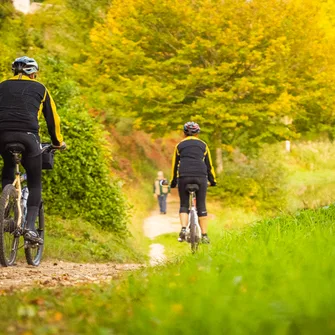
125,182,155,258
153,232,186,258
3,205,335,334
287,169,335,211
153,204,260,258
17,182,155,264
24,215,144,263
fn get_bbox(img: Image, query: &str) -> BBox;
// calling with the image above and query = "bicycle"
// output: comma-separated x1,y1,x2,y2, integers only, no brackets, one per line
184,184,202,253
0,143,58,267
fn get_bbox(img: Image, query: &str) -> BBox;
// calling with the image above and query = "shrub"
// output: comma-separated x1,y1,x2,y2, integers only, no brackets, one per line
289,140,335,171
31,55,129,234
40,100,129,234
210,146,288,212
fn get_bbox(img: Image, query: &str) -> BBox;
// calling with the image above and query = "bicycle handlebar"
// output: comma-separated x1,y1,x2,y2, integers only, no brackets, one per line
41,143,66,153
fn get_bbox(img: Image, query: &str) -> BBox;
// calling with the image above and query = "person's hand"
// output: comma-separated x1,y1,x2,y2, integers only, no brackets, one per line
153,194,158,198
170,181,177,188
53,142,67,150
210,182,217,187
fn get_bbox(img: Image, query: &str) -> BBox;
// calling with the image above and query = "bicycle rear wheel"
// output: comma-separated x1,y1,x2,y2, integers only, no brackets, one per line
25,203,44,266
189,210,200,253
0,185,19,266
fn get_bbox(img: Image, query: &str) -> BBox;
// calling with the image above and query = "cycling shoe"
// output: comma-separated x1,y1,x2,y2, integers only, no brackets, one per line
24,230,43,244
178,228,186,242
201,234,210,244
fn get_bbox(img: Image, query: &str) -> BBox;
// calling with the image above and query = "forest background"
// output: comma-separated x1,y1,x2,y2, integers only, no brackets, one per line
2,1,335,333
1,0,335,245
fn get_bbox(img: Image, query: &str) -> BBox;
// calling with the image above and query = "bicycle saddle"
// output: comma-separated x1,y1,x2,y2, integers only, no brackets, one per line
5,143,25,153
186,184,199,192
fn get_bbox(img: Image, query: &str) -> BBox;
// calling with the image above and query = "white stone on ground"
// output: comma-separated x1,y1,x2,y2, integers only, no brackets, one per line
149,244,166,266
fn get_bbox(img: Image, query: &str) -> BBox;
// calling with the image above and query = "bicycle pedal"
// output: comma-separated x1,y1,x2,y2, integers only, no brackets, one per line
14,230,22,238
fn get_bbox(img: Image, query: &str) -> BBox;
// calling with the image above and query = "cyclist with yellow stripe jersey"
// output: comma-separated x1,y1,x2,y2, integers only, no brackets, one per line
0,56,65,244
170,122,216,244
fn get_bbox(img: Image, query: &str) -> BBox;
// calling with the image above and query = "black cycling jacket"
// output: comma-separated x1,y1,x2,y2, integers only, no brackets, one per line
170,136,217,186
0,75,63,146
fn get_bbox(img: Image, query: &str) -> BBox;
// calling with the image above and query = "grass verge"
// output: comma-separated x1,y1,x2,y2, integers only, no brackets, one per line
13,215,144,264
2,204,335,334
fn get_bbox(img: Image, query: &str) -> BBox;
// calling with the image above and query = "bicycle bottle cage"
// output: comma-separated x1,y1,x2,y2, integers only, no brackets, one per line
186,184,199,192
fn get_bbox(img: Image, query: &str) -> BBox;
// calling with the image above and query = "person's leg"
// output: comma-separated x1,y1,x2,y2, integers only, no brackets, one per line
178,177,189,226
158,195,164,214
162,194,167,214
196,178,209,241
177,177,190,241
199,216,208,234
179,213,188,227
22,154,42,234
1,152,15,189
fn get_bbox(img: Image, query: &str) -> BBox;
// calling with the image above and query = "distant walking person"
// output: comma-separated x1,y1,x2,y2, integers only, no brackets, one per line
153,171,170,214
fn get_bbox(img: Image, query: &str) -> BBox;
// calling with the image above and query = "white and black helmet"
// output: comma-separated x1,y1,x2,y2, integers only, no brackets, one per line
12,56,39,75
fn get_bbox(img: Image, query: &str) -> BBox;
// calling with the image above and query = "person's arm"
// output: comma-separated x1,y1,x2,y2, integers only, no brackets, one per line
204,144,217,186
41,88,64,146
153,181,158,197
170,144,180,188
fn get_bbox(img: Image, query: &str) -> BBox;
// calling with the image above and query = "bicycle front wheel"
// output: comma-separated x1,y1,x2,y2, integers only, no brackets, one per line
25,203,44,266
189,210,200,253
0,185,19,266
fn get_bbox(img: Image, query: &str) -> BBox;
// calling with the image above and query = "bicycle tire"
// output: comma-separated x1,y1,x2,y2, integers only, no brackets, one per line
189,210,199,253
25,203,44,266
0,185,19,266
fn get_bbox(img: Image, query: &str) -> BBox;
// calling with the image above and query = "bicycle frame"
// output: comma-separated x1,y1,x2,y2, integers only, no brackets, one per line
0,143,55,266
12,158,22,229
9,144,52,232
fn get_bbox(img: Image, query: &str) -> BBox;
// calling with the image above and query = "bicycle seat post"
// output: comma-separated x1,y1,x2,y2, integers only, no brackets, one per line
13,152,21,175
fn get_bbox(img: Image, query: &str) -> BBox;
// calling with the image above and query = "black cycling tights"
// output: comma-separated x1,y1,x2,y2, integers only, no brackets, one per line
0,132,42,208
178,176,208,217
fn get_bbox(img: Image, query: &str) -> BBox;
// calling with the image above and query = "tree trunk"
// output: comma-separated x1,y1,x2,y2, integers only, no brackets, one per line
216,146,223,174
214,132,223,174
285,140,291,152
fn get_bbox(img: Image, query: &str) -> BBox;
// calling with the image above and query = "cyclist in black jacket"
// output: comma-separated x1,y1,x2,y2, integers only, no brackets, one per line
170,122,216,244
0,56,65,243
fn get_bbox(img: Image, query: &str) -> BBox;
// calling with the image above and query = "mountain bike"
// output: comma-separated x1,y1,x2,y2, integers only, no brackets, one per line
0,143,57,267
185,184,202,253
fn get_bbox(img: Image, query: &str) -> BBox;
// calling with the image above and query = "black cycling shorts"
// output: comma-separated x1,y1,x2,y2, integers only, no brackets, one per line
178,176,208,217
0,131,41,157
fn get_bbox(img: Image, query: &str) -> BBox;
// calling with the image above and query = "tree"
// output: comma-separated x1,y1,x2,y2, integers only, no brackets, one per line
82,0,335,170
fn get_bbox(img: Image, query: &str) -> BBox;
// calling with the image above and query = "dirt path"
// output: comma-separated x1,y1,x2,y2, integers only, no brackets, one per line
0,261,141,292
0,194,179,291
143,192,180,265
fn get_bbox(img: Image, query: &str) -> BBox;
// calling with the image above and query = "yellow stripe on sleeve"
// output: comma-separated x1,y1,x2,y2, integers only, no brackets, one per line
48,90,63,143
170,145,180,183
206,145,217,182
37,89,47,119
